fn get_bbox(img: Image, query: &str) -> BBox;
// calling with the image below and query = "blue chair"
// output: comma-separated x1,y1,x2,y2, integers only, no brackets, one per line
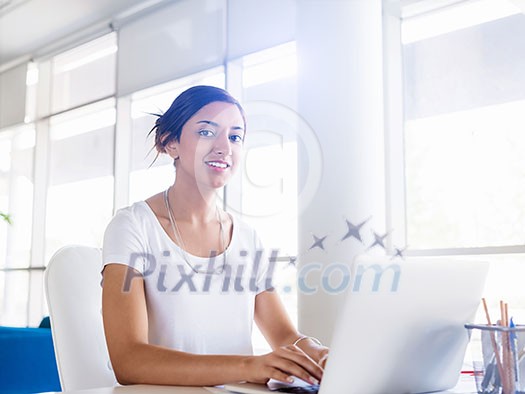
0,322,61,394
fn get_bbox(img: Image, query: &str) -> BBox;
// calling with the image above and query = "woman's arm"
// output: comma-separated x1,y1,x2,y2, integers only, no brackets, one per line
102,264,323,386
254,290,329,368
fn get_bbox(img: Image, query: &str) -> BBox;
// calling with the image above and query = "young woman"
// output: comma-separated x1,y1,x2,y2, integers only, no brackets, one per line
101,85,328,387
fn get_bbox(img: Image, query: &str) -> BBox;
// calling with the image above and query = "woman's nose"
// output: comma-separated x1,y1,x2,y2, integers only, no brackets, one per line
214,133,232,156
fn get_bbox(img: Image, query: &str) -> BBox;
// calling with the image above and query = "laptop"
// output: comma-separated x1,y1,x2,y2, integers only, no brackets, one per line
224,255,489,394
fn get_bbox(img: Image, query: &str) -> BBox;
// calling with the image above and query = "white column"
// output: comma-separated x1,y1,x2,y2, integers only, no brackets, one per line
296,0,386,344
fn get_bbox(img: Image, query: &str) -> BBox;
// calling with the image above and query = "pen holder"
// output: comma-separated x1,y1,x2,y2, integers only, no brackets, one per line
465,324,525,394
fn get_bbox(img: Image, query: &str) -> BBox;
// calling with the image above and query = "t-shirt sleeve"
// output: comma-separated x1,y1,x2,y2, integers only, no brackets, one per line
102,207,149,275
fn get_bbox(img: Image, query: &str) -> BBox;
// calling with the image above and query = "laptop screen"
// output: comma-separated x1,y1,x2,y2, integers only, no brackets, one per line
319,255,488,394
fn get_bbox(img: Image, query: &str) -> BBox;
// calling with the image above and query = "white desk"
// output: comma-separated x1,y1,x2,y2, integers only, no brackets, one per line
40,385,219,394
39,375,477,394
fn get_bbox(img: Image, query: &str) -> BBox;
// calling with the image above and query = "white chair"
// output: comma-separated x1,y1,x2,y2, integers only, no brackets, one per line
45,245,117,391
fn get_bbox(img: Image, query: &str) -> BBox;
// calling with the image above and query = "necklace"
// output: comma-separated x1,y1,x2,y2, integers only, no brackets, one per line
164,188,226,274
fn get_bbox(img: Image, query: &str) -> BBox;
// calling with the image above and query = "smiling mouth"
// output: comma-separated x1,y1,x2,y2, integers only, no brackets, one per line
205,161,230,169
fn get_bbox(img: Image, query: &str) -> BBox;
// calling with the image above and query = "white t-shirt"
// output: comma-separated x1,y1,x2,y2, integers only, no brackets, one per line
102,201,274,355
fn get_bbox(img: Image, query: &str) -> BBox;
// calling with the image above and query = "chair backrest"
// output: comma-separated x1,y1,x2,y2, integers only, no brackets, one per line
45,245,117,391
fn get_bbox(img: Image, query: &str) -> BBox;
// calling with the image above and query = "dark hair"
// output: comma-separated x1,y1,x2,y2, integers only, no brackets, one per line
149,85,246,156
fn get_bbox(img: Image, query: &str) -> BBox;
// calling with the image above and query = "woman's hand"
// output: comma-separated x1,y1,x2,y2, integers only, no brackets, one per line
243,345,324,385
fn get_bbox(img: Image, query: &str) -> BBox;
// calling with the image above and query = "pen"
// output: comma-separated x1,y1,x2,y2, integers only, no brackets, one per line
510,318,520,388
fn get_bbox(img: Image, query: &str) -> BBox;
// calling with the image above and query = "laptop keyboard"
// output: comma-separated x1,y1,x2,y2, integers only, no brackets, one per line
275,384,320,393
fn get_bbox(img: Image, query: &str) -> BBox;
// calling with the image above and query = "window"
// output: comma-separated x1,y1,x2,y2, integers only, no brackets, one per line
0,125,35,325
237,42,299,259
405,103,525,250
46,99,115,263
392,0,525,320
52,33,117,113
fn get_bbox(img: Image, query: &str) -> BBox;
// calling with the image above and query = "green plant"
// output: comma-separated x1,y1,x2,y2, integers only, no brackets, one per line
1,212,12,225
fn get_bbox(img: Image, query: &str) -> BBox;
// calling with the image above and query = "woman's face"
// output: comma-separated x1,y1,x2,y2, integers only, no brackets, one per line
167,101,245,190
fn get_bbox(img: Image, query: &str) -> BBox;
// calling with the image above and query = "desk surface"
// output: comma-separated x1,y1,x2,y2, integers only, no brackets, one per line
39,375,477,394
41,385,219,394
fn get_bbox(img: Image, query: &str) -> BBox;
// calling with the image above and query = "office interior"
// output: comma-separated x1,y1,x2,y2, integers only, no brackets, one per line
0,0,525,391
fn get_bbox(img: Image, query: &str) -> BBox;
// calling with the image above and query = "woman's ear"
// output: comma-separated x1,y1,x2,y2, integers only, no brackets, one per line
165,141,179,160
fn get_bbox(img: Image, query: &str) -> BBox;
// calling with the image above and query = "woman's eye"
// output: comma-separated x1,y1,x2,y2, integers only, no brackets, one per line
198,129,215,137
229,134,244,143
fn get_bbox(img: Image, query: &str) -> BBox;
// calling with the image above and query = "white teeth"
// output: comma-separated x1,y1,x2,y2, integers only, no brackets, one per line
207,161,228,169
